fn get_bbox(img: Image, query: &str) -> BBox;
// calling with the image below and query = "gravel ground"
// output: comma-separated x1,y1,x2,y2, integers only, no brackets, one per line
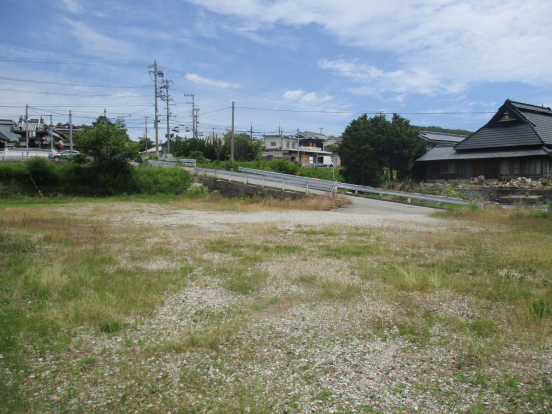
17,202,552,413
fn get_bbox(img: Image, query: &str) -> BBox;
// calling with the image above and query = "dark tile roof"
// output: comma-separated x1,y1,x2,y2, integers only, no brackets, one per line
0,120,19,143
510,100,552,114
522,112,552,145
419,131,467,144
454,123,542,151
416,146,551,162
297,131,328,141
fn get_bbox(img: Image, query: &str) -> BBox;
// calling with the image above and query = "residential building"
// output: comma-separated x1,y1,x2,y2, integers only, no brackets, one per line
418,131,467,151
261,131,338,167
416,100,552,182
0,119,19,149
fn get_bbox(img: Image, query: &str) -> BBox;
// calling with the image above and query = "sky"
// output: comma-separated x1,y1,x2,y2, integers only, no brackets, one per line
1,0,552,142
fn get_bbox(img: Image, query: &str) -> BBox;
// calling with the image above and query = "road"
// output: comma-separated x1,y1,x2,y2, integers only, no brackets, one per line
188,167,437,216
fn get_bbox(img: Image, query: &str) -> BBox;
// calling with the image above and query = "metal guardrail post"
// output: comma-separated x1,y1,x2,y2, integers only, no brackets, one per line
262,177,265,189
408,197,411,204
202,168,205,178
306,183,309,195
282,180,286,191
244,174,247,185
215,170,217,180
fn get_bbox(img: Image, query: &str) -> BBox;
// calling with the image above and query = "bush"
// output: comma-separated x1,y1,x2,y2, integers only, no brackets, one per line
25,157,59,185
0,162,194,197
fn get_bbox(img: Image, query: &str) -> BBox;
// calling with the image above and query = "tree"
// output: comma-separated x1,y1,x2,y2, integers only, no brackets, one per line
221,133,264,162
137,136,154,152
338,114,425,186
76,116,139,177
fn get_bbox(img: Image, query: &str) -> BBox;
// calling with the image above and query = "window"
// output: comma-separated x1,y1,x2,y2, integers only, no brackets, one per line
286,141,290,148
441,162,456,174
523,159,541,175
271,142,276,147
292,142,296,148
512,160,520,175
457,162,471,178
500,160,510,175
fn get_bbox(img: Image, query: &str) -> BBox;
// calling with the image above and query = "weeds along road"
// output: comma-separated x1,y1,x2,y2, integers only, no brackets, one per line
187,166,437,217
3,197,551,414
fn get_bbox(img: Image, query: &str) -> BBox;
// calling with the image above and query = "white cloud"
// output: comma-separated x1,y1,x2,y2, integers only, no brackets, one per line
282,90,333,104
58,0,84,14
185,73,241,89
64,19,136,58
319,58,464,98
185,0,552,91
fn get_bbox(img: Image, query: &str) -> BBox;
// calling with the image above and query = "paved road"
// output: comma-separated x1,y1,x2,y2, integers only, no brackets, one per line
188,167,437,216
335,195,438,216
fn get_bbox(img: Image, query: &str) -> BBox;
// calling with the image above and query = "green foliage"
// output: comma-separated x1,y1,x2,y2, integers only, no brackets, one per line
68,153,88,164
137,136,155,152
173,133,264,162
200,158,343,181
25,157,59,185
0,162,193,197
326,144,339,153
412,125,472,136
189,150,207,163
76,116,139,177
339,114,426,186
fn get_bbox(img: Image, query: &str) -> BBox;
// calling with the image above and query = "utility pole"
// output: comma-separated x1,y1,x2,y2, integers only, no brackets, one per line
194,108,200,138
69,110,73,153
250,123,253,140
320,127,324,134
143,116,149,151
297,128,300,165
183,94,195,138
231,101,235,162
161,79,173,154
148,60,163,157
25,104,28,152
49,114,53,151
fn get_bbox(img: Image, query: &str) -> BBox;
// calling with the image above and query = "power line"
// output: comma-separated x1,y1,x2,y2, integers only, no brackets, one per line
0,88,150,98
0,76,150,88
0,57,144,67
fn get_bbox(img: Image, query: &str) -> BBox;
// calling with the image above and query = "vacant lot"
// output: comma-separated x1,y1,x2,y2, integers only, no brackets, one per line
1,196,551,413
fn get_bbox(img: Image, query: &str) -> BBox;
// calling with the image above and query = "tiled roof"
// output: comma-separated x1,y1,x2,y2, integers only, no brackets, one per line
522,112,552,145
510,101,552,114
419,131,467,144
0,120,19,143
454,123,542,151
416,146,551,162
297,131,327,141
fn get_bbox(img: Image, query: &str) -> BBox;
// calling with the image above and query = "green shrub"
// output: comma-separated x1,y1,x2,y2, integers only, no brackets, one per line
0,162,193,197
25,157,59,185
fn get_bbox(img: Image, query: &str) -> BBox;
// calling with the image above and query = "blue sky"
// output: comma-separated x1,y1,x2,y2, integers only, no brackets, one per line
1,0,551,141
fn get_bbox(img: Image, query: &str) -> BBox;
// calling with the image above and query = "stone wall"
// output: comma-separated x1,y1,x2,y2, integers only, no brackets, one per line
194,177,309,200
456,189,552,204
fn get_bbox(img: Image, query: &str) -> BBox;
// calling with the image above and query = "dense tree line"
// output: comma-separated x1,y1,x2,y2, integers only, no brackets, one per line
338,114,426,186
172,133,264,162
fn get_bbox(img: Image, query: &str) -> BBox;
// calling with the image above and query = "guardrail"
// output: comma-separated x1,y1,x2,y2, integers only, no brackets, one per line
237,167,473,206
1,151,53,161
147,158,196,167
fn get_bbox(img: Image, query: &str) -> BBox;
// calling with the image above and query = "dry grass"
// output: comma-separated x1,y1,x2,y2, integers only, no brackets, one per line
167,193,350,212
1,201,551,413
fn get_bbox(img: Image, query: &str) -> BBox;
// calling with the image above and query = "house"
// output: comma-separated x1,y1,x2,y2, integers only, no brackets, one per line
323,136,342,151
261,131,338,167
416,100,552,182
0,119,19,149
9,117,79,150
418,131,467,151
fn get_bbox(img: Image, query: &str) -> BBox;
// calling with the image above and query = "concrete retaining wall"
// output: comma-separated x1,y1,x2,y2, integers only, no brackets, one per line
456,189,552,204
194,177,309,200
